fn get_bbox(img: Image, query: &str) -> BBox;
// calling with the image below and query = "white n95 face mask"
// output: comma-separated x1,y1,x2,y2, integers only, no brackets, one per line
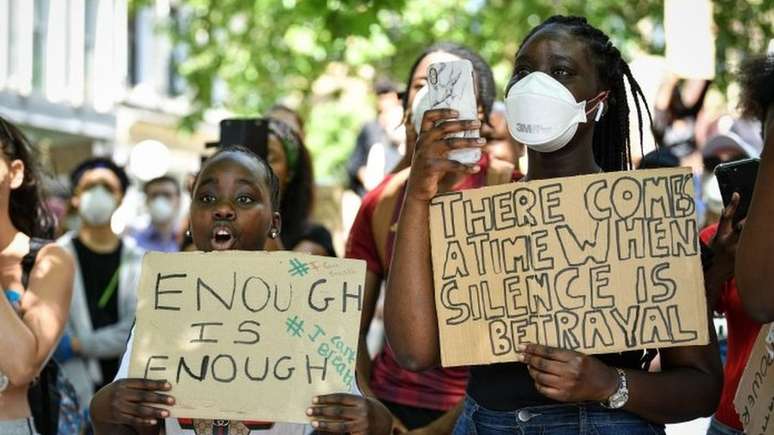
505,72,607,153
149,196,175,224
79,185,117,226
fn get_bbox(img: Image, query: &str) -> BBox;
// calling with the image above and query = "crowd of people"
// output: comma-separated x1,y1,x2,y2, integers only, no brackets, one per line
0,13,772,435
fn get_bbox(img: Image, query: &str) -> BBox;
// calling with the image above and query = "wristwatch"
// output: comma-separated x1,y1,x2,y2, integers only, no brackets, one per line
601,368,629,409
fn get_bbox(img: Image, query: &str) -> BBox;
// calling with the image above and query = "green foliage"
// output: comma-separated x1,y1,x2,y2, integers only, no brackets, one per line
141,0,772,180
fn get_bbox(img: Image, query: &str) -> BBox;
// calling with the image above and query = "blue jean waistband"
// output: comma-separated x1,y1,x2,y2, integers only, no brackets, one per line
461,394,664,429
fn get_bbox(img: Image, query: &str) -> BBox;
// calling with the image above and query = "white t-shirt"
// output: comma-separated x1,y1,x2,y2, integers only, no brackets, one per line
116,329,360,435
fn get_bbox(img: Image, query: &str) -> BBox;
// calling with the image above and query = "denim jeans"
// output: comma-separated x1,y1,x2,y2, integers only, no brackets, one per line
452,395,666,435
706,417,743,435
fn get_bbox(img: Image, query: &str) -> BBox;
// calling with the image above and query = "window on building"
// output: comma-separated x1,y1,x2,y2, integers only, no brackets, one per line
32,0,49,92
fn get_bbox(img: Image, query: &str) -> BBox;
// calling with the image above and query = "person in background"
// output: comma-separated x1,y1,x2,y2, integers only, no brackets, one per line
268,104,306,141
130,175,181,253
0,116,74,434
346,42,510,434
347,82,404,197
702,191,762,434
735,54,774,323
482,102,525,172
55,157,144,412
267,118,336,257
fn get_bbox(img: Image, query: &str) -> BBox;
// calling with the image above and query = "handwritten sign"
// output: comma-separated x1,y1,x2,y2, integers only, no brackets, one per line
128,251,365,423
665,0,716,79
734,323,774,435
428,168,709,367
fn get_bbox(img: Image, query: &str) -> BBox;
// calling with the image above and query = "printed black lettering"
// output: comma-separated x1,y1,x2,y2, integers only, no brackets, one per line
651,262,677,303
154,273,186,311
176,355,209,383
342,282,362,312
512,187,538,226
440,280,470,325
429,192,463,238
242,276,271,312
582,310,614,348
196,273,236,311
616,218,646,260
503,276,527,319
489,319,512,356
611,306,640,348
610,177,642,220
555,311,581,350
233,320,261,345
305,354,328,384
640,306,672,345
493,191,516,230
189,322,223,344
308,279,333,312
590,265,614,309
143,355,168,379
555,221,610,266
442,241,469,279
584,179,611,221
554,268,585,310
211,354,237,383
642,176,672,219
539,183,565,224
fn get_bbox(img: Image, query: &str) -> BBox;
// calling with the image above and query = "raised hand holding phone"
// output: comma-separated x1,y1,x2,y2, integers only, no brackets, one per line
427,59,481,164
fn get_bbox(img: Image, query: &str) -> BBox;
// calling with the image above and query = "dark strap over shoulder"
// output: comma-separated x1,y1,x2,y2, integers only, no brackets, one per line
21,237,51,289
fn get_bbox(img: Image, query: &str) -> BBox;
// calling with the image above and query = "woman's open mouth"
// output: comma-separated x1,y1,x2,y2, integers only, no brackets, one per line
211,225,237,250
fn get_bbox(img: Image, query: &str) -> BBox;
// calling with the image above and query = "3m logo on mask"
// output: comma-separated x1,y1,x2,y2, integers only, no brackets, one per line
515,123,552,135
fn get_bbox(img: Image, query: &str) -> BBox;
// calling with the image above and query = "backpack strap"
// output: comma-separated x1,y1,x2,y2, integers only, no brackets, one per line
21,238,51,289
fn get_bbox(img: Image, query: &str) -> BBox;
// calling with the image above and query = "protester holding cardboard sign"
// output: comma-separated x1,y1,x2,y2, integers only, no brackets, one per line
90,146,392,435
346,43,514,435
734,54,774,323
385,15,723,434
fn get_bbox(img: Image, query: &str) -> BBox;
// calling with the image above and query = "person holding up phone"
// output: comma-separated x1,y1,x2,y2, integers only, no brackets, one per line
700,190,763,435
734,54,774,323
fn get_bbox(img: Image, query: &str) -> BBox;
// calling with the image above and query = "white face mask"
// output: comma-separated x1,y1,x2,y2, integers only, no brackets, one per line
505,72,607,153
78,185,117,226
148,196,176,224
411,85,431,136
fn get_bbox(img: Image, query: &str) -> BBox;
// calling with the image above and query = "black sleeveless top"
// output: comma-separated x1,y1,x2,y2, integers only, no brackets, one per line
468,350,648,410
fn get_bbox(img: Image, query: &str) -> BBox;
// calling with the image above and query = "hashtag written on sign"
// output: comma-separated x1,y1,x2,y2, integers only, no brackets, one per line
288,258,310,277
285,315,305,337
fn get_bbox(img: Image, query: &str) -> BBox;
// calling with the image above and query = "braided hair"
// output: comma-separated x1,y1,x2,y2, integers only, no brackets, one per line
0,116,54,239
515,16,653,171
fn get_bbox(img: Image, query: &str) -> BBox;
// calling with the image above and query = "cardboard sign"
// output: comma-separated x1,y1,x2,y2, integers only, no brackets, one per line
128,251,366,423
734,323,774,435
665,0,716,79
429,167,709,367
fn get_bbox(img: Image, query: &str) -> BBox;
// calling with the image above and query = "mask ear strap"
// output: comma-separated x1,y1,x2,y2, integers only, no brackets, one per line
586,91,610,120
595,102,605,122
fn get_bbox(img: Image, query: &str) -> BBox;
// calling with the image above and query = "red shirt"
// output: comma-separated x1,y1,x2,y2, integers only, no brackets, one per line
700,224,763,430
346,153,515,411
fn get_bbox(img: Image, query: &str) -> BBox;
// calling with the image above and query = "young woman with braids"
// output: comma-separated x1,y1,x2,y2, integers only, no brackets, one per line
384,16,722,434
0,116,74,434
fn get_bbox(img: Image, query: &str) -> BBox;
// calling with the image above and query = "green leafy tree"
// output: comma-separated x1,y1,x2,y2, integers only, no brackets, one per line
132,0,772,181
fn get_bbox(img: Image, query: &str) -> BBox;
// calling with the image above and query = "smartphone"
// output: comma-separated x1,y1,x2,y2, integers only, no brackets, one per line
714,158,759,225
427,59,481,165
210,118,269,160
